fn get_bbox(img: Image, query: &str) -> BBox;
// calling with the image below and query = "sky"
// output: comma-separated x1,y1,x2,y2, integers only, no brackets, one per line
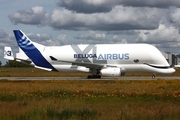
1,0,180,65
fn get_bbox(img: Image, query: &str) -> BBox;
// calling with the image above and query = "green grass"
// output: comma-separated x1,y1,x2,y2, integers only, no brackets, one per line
46,107,97,120
6,107,97,120
0,80,179,119
0,67,180,119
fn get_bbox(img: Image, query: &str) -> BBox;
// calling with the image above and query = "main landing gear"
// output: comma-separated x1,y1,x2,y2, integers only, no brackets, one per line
87,69,101,79
152,74,156,79
87,74,101,79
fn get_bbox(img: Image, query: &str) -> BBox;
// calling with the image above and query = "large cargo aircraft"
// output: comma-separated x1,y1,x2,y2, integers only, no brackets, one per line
4,30,175,78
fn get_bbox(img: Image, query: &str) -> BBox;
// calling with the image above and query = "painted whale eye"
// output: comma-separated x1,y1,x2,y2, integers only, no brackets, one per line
134,59,139,63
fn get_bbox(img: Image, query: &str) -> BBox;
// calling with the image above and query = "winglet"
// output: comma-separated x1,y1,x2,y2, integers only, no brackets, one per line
4,46,14,60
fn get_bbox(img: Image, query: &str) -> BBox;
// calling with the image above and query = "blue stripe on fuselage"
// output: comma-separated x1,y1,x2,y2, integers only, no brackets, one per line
13,30,56,71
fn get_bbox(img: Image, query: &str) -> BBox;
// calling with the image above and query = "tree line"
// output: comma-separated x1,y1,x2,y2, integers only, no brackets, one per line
1,60,32,68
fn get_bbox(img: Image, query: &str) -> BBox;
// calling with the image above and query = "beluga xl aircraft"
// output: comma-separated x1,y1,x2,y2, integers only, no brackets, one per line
4,30,175,79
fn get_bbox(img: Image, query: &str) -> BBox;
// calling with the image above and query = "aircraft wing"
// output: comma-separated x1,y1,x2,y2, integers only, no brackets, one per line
50,56,108,69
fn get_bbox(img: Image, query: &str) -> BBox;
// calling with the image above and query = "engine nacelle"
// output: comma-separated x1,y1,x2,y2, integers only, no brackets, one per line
100,67,125,77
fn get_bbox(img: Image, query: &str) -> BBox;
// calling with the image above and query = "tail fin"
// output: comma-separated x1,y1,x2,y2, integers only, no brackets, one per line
13,30,55,70
13,30,45,51
4,46,14,60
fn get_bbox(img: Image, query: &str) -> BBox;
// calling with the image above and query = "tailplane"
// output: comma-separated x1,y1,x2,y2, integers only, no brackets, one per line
16,47,34,66
4,46,14,60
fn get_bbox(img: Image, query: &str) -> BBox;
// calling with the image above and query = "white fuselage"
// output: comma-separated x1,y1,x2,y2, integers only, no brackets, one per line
39,44,175,74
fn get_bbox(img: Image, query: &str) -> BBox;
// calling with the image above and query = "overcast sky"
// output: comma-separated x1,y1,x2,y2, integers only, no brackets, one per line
1,0,180,64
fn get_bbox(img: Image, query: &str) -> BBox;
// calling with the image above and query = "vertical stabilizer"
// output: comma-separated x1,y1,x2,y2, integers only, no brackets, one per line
13,30,56,70
4,46,14,60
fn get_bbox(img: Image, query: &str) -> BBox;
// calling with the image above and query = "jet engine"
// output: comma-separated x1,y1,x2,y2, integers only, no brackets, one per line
100,67,125,76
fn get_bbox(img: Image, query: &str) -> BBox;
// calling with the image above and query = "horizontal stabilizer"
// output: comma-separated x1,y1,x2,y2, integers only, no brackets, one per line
16,48,31,61
174,65,180,68
35,66,52,71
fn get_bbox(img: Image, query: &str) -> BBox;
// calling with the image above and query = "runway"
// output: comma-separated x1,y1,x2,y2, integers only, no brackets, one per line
0,76,180,80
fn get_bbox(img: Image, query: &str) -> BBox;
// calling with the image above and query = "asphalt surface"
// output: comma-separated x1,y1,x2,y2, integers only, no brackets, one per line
0,76,180,80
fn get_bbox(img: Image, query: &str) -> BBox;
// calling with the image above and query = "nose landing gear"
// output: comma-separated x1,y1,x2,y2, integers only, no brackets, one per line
152,74,156,79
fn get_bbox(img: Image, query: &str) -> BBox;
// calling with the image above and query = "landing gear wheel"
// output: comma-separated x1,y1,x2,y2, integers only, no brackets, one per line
92,75,96,78
97,75,101,78
152,75,156,79
87,75,101,79
87,75,92,79
87,69,101,79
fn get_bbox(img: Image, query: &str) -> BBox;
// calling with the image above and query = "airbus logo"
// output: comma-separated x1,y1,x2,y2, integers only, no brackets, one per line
98,53,129,60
